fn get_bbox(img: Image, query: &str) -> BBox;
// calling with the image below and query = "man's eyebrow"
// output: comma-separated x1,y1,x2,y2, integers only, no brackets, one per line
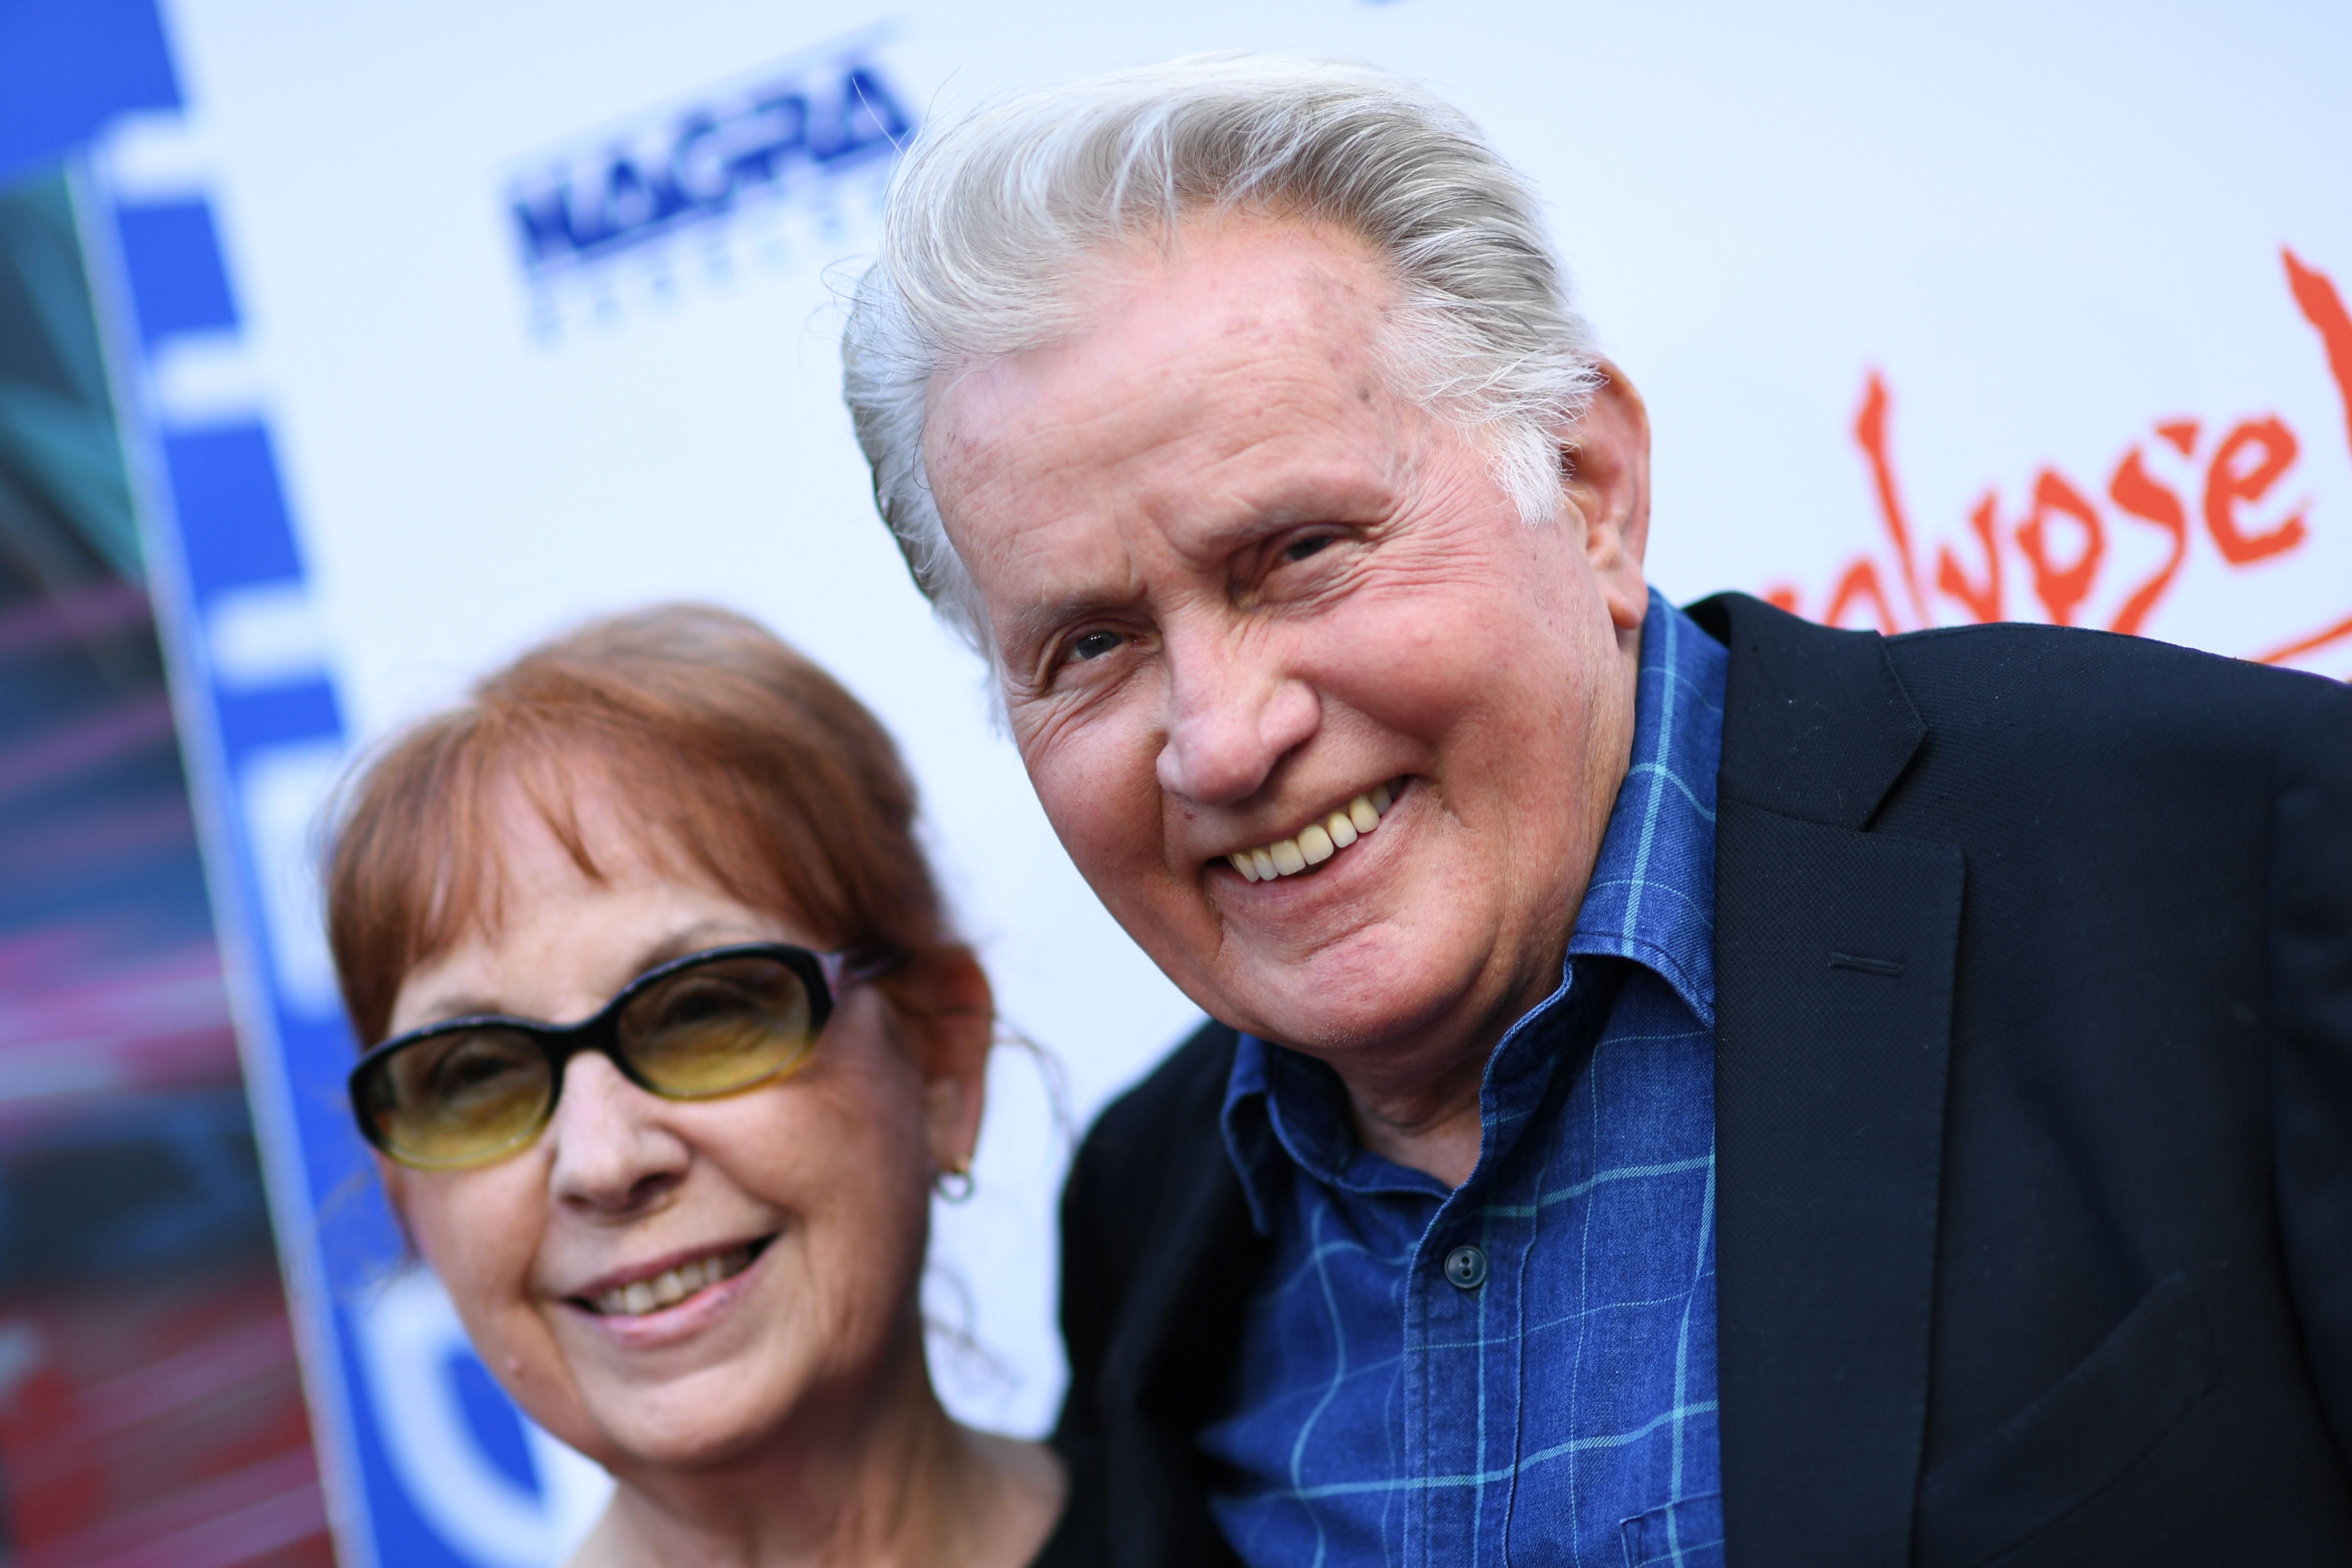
1002,589,1139,650
993,471,1396,651
1206,470,1398,541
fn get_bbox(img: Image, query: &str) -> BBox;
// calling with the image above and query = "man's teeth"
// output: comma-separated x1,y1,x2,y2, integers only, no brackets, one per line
592,1244,755,1317
1227,782,1399,882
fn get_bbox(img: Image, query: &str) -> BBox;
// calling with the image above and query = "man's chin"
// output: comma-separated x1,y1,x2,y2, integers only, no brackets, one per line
1204,958,1470,1065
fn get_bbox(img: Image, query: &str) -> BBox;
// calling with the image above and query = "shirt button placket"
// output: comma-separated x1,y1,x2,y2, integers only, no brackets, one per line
1443,1243,1489,1290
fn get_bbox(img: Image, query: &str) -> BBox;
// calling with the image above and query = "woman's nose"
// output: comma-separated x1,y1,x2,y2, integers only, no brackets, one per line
545,1051,690,1215
1155,635,1321,805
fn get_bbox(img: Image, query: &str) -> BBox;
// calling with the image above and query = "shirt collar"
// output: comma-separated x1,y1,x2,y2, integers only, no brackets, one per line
1565,590,1727,1029
1220,591,1728,1230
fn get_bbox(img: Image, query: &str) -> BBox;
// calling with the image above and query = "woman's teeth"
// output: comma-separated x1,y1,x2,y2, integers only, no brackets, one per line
591,1244,755,1317
1227,781,1399,882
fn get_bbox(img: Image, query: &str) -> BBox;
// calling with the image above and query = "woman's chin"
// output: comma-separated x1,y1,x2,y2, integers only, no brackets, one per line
572,1373,795,1474
541,1316,810,1474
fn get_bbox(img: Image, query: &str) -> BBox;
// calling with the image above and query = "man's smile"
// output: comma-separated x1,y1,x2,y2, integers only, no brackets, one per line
1220,777,1406,882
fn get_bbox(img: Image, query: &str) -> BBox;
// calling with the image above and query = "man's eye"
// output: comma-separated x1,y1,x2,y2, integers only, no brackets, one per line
1282,535,1335,564
1069,630,1124,663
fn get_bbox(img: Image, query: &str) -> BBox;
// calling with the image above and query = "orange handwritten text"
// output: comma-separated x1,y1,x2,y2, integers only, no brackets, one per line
1769,248,2352,678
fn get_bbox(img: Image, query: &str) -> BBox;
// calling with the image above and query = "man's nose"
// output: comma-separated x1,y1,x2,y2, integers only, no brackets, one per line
1155,631,1321,805
546,1051,689,1216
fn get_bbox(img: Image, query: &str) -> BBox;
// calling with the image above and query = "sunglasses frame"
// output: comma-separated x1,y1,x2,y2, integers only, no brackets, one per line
348,941,884,1169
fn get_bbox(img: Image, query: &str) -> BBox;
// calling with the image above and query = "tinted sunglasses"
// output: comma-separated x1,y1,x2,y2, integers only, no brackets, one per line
348,942,885,1170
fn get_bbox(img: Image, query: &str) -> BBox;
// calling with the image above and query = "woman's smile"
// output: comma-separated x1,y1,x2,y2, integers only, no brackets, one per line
562,1233,776,1347
572,1235,770,1318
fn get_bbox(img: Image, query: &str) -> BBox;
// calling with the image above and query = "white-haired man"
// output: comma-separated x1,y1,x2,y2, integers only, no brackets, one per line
843,57,2352,1568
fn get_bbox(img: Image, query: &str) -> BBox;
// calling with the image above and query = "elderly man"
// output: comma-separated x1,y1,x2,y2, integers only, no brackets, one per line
843,57,2352,1567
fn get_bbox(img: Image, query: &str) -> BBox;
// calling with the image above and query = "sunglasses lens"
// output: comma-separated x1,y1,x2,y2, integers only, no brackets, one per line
361,1028,552,1166
618,954,821,1096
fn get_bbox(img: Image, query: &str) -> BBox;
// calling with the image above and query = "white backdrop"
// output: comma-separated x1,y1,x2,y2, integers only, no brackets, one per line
125,2,2352,1559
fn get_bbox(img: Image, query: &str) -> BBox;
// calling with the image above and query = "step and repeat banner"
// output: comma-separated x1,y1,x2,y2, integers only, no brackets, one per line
76,1,2352,1563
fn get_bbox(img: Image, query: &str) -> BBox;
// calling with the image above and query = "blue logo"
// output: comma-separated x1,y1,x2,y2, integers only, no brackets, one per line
503,32,915,332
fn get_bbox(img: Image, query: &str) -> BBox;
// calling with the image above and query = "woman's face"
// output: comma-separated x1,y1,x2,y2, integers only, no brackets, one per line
378,795,986,1473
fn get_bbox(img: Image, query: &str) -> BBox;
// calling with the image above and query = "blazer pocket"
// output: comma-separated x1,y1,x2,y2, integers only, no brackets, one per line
1915,1270,2216,1568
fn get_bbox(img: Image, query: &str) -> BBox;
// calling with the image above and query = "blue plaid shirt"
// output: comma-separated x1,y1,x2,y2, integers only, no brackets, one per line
1202,593,1728,1568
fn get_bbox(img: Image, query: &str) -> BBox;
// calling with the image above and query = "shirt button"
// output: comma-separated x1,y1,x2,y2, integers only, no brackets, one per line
1443,1244,1489,1291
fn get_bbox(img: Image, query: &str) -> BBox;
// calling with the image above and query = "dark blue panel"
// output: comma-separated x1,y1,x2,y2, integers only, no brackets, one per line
452,1351,539,1493
160,423,303,600
335,1309,480,1568
0,1090,272,1289
115,200,240,345
0,0,180,183
212,678,344,758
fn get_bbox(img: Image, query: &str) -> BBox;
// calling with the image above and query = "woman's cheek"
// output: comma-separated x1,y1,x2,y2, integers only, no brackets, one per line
405,1166,554,1361
790,1066,935,1346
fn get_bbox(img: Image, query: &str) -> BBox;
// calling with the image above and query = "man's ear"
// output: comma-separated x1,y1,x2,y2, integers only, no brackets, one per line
1558,360,1652,634
898,945,994,1178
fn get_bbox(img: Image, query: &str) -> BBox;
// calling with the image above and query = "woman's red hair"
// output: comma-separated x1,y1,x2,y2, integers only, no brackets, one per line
325,604,954,1046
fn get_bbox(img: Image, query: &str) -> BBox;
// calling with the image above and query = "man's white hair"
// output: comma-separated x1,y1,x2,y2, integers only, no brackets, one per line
841,53,1601,654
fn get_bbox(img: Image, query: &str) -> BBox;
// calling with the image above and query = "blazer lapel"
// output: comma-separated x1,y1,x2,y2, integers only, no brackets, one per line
1691,593,1965,1567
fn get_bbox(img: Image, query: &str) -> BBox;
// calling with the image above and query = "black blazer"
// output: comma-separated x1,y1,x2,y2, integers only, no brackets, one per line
1047,593,2352,1567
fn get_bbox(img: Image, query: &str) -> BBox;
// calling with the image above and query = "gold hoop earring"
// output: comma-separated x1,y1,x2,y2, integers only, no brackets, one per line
934,1156,974,1204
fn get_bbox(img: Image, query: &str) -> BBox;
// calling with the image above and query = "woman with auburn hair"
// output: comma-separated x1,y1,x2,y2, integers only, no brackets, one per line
326,605,1072,1567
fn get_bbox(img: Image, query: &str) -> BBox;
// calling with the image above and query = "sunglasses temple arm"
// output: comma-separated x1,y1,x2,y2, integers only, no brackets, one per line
821,949,900,995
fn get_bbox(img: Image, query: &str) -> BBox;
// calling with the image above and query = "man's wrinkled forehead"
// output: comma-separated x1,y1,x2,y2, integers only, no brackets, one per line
922,217,1416,578
927,219,1404,471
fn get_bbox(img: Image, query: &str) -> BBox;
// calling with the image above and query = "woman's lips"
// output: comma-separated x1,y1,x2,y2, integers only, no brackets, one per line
577,1239,763,1317
563,1235,775,1344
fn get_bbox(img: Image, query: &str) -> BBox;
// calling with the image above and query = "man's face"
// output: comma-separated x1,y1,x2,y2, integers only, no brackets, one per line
926,219,1651,1086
